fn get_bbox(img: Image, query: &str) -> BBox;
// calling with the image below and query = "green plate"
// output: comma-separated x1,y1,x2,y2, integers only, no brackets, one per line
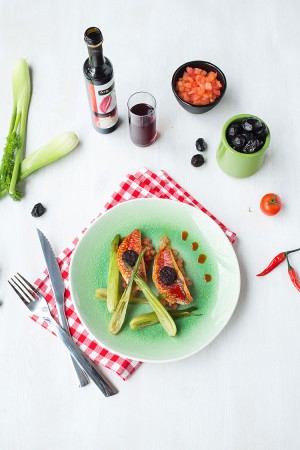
70,199,240,362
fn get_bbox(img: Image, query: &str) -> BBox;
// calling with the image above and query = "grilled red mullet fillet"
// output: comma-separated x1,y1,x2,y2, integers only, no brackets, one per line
117,229,147,284
153,239,192,305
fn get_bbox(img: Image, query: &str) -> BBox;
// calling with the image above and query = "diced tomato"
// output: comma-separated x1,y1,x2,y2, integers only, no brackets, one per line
175,66,223,106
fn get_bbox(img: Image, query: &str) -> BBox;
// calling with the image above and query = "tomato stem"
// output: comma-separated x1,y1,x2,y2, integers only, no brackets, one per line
268,196,280,205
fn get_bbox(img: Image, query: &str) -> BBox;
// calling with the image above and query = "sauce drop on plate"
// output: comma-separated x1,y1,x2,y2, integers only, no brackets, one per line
204,274,212,282
198,254,207,264
181,231,188,241
191,242,199,251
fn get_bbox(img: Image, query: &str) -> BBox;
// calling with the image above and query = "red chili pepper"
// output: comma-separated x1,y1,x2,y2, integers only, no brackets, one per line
256,252,286,276
257,247,300,277
287,256,300,292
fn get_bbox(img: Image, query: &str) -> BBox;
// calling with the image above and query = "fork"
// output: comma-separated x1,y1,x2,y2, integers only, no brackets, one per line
9,273,118,397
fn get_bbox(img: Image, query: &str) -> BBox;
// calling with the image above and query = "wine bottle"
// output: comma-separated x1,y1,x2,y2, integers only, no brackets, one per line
83,27,118,133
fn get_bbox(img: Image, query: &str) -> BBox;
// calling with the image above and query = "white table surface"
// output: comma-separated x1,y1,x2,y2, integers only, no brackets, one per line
1,0,300,449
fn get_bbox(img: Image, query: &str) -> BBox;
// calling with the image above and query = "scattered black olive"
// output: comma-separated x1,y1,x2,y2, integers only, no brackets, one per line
195,138,207,152
191,154,205,167
232,135,246,149
122,249,139,267
159,266,177,286
31,203,46,218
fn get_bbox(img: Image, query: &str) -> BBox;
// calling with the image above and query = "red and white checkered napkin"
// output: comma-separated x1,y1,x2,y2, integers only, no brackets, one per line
32,168,236,380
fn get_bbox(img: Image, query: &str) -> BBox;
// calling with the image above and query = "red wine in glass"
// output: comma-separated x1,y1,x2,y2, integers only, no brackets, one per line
127,93,157,147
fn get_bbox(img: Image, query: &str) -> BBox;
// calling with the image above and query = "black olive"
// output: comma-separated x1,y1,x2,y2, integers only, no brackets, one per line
122,250,139,267
191,154,205,167
243,139,261,153
195,138,207,152
231,134,246,149
159,266,177,285
227,123,241,139
31,203,46,218
253,120,264,132
255,123,269,139
241,131,254,141
241,117,257,132
257,139,265,150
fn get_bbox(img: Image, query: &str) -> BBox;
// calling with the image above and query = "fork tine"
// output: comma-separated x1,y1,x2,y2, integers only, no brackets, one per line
11,277,35,302
14,275,39,302
16,272,40,295
8,280,30,305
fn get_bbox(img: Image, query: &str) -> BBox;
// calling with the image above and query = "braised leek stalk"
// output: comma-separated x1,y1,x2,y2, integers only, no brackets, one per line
20,132,79,180
109,248,146,335
130,307,201,330
106,234,120,313
95,288,148,304
134,273,177,337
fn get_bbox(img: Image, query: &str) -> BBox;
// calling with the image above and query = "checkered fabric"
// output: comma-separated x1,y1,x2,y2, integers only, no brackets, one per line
32,168,236,380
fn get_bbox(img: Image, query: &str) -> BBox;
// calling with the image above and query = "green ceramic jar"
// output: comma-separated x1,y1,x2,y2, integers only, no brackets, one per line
216,114,271,178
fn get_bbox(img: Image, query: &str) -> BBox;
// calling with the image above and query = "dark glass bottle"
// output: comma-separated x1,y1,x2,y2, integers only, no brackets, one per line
83,27,118,134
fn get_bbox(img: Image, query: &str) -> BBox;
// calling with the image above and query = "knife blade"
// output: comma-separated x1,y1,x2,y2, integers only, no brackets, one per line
37,229,89,387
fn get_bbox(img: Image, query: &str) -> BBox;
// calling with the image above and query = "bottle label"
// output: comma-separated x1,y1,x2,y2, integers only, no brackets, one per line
86,78,118,129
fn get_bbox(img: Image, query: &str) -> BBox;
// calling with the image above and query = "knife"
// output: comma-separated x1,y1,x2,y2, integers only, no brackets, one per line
37,229,89,387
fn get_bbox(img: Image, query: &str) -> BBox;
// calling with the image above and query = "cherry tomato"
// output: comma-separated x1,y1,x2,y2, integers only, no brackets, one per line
260,193,282,216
